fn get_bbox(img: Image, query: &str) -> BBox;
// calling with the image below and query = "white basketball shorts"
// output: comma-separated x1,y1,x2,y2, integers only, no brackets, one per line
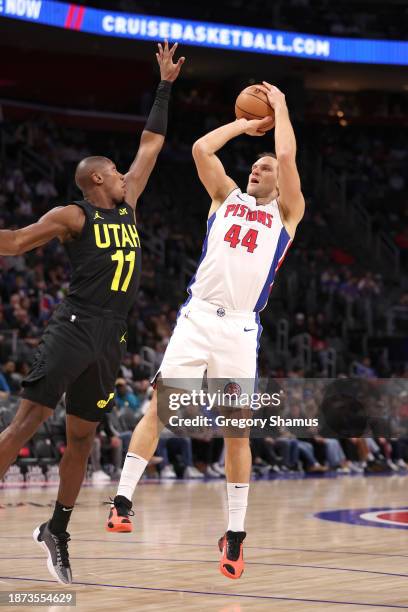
156,296,262,395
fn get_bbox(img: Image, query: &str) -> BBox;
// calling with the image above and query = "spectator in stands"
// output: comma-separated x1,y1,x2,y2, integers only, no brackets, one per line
129,353,151,381
321,268,340,294
355,357,377,378
250,437,285,476
158,428,205,479
118,354,134,382
290,312,307,337
1,360,21,394
357,272,381,298
90,414,125,483
191,435,225,478
115,378,141,413
0,369,10,400
0,309,11,362
286,403,328,473
36,177,58,200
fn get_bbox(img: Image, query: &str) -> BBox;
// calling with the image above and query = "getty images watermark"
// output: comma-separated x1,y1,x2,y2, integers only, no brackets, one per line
165,389,319,430
168,389,282,410
157,376,408,438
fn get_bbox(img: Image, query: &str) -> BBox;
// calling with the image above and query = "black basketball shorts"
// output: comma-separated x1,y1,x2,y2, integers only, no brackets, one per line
22,299,128,422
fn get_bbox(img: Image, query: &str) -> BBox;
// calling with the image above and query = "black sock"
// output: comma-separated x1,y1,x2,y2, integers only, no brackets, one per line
48,501,74,535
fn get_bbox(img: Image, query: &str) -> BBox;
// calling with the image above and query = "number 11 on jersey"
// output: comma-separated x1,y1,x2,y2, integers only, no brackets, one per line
111,250,135,292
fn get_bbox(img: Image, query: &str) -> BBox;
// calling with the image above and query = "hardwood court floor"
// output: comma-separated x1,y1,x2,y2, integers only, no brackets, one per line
1,475,408,611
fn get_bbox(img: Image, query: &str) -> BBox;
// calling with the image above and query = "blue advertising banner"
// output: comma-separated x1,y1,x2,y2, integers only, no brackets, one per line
1,0,407,65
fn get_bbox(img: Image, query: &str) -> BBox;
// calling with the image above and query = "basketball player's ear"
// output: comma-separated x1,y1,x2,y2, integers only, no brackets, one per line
91,172,103,185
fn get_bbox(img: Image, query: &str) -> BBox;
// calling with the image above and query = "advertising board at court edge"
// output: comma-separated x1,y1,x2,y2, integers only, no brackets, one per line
1,0,408,65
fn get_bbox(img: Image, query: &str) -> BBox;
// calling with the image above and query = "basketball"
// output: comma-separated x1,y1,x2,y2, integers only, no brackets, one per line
235,84,275,127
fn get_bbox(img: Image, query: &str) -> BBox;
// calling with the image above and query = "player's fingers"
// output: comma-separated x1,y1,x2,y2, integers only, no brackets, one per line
257,85,269,95
158,42,163,55
169,42,178,56
177,57,186,67
258,116,273,127
164,39,169,52
270,84,283,95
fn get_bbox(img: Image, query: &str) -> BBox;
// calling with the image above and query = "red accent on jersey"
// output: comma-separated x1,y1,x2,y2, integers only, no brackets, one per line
223,202,273,228
241,228,259,253
224,225,259,253
224,224,241,248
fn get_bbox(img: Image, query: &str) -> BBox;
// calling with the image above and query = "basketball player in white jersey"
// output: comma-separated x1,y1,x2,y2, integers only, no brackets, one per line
106,81,305,579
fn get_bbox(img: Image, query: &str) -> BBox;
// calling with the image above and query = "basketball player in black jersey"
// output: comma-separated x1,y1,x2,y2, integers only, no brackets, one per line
0,41,184,584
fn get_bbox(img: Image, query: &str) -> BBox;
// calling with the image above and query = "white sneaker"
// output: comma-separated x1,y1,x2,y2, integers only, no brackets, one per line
336,466,351,474
205,465,221,478
184,466,203,479
387,459,399,472
397,459,408,469
211,462,225,476
161,465,177,479
349,462,364,473
92,470,110,483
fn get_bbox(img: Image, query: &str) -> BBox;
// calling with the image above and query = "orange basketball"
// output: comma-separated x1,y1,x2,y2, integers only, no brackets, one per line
235,85,275,127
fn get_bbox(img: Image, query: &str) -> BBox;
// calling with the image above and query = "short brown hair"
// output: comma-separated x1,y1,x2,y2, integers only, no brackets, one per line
257,151,277,160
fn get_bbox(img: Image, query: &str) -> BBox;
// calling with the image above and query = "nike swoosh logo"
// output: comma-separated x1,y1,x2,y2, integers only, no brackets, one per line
244,327,255,332
235,485,248,488
62,507,73,512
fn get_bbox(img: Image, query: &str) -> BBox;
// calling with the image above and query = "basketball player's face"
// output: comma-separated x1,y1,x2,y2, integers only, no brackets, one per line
247,157,278,199
103,163,126,203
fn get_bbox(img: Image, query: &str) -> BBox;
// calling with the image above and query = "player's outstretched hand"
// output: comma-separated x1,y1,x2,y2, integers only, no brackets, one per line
156,40,185,82
244,116,274,137
259,82,286,111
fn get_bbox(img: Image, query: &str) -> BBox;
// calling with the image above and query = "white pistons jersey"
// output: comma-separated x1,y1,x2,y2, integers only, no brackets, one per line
188,188,292,312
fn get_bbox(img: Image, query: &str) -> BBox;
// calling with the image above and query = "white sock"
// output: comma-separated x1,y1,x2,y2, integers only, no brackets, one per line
227,482,249,532
116,453,148,502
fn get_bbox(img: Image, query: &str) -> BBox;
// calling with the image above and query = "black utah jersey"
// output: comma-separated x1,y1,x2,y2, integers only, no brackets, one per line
64,200,141,317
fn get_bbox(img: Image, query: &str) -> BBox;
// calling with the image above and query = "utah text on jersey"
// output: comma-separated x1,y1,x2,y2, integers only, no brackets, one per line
94,223,141,249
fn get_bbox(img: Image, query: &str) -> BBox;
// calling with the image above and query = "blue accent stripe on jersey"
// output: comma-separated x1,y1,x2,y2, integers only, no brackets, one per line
254,313,263,391
254,226,291,312
186,211,217,298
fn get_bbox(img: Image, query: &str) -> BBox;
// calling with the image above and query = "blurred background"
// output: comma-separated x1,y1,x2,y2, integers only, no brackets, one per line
0,0,407,483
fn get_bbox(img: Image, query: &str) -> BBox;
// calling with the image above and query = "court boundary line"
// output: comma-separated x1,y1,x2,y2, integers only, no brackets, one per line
1,556,408,579
1,535,407,559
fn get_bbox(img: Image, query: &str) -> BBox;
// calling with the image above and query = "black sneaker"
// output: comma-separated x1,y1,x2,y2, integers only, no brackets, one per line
33,521,72,584
105,495,134,533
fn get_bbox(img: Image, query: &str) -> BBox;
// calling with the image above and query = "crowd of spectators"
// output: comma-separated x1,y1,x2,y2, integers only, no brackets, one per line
3,365,408,483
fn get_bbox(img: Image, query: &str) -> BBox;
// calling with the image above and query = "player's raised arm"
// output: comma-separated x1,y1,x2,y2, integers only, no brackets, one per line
260,82,305,233
0,205,84,256
124,41,185,208
192,116,273,213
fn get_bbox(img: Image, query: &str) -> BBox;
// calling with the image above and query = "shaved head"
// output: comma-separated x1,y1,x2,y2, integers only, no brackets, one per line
75,156,112,192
